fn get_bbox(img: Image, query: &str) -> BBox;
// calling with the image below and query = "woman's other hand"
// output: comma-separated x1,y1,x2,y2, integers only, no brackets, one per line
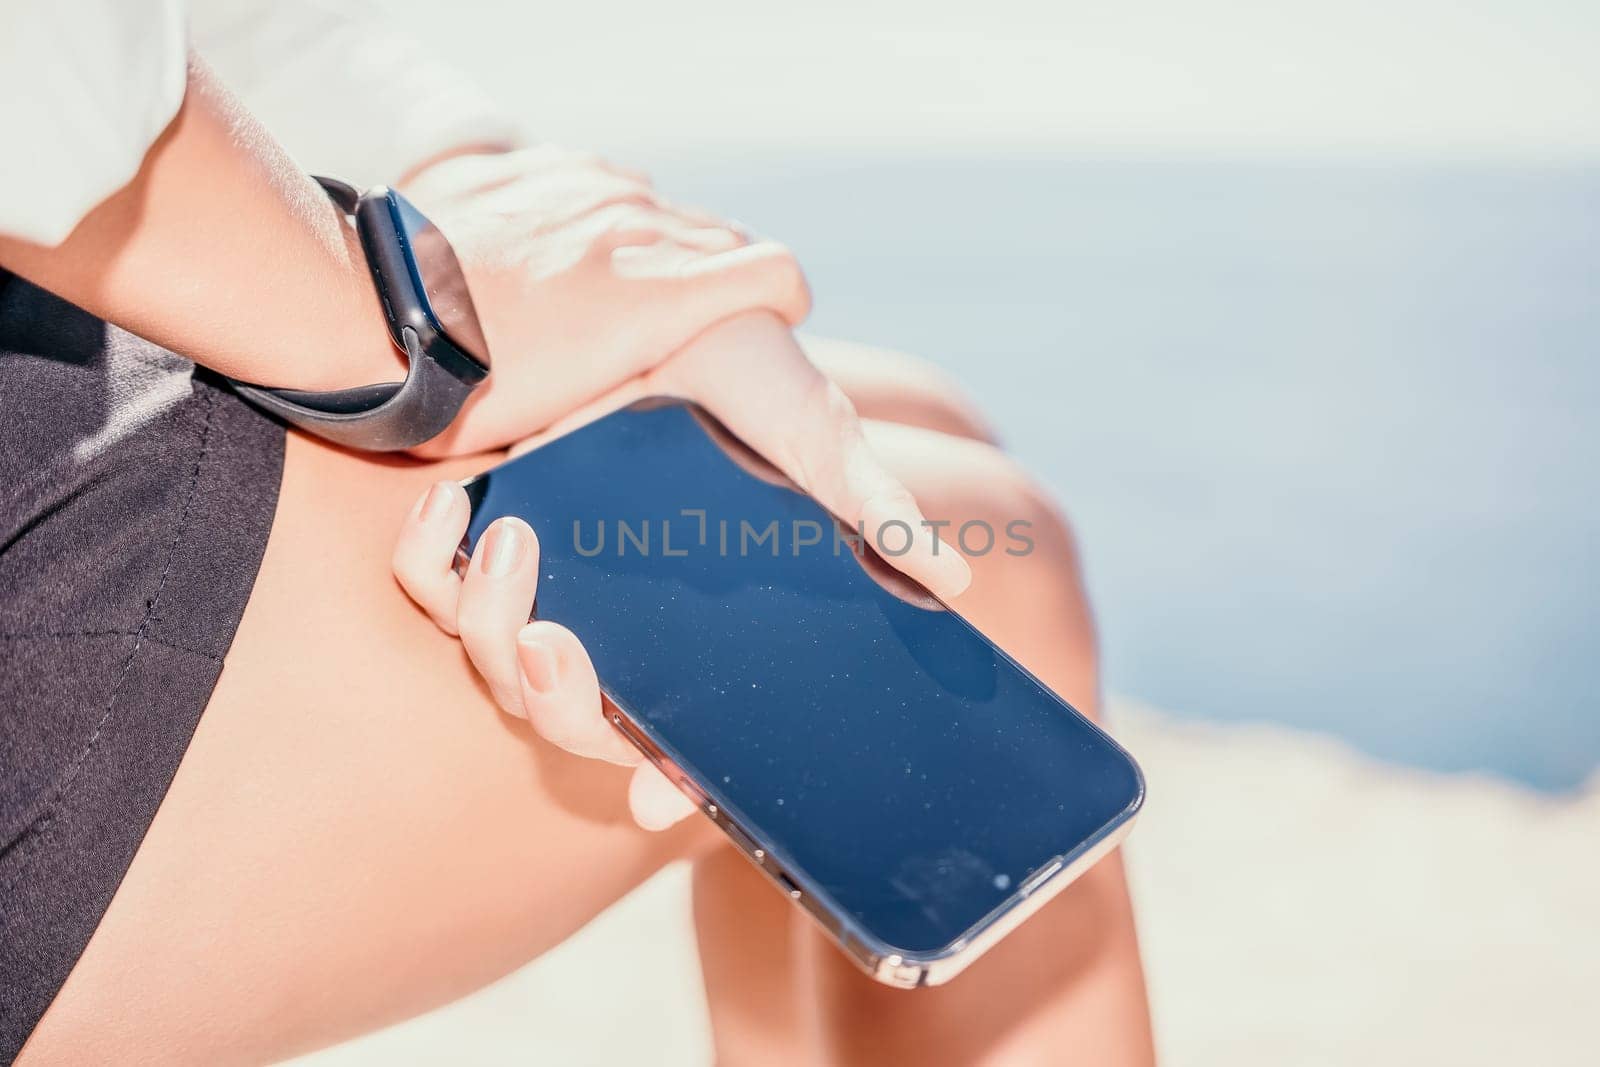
391,480,701,831
400,145,810,459
403,148,970,600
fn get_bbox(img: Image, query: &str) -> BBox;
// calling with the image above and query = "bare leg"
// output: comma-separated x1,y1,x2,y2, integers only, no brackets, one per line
22,346,1148,1065
693,416,1152,1064
21,433,717,1065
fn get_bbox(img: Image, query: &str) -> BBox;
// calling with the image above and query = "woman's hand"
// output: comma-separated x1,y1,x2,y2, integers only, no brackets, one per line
535,311,973,599
404,148,969,599
400,145,811,459
392,479,701,831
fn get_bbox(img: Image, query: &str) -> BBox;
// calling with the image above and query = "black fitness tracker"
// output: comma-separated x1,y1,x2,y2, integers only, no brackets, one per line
229,177,490,451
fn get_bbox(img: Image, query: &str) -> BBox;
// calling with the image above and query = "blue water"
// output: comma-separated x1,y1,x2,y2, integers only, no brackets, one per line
644,154,1600,792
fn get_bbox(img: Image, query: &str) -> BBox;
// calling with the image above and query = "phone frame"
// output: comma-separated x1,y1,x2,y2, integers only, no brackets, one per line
457,399,1145,987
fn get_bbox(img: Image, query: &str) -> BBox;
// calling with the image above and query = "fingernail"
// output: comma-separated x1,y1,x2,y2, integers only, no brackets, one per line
518,626,559,693
420,481,454,523
480,520,526,577
698,227,744,251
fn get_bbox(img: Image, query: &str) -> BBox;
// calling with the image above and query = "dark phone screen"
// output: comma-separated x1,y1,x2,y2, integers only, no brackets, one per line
464,401,1142,955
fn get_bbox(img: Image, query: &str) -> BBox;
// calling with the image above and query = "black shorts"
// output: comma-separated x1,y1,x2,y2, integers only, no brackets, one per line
0,275,285,1060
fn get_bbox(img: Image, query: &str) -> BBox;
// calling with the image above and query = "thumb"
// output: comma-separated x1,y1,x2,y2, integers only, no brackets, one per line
516,620,641,766
666,240,812,328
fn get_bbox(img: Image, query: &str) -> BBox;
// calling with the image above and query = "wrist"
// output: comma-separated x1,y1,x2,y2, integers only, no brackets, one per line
315,215,410,391
225,181,409,393
230,180,492,452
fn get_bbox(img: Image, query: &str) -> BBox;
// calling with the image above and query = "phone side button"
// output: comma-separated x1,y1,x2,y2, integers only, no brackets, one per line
1019,858,1064,896
609,712,650,752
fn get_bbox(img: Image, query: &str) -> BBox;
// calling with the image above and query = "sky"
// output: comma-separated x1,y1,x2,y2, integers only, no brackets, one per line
382,0,1600,160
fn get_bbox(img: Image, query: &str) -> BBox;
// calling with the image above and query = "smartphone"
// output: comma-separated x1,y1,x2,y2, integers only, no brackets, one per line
461,399,1143,987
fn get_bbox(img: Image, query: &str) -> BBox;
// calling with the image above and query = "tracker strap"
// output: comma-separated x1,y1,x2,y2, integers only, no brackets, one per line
226,176,479,452
228,324,475,451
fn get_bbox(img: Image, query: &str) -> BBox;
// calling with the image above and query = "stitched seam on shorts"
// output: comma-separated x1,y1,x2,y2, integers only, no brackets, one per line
143,634,222,663
0,630,222,661
0,627,222,659
0,388,217,890
0,629,138,640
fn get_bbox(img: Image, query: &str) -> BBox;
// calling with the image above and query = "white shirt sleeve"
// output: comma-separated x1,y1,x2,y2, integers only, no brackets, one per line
190,0,526,187
0,0,188,246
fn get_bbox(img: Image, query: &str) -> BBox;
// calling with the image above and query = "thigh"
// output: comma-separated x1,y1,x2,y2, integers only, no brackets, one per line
22,432,710,1065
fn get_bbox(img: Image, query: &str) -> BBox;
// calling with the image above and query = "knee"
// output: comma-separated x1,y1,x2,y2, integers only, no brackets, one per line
966,457,1094,633
891,358,998,446
911,439,1099,710
936,444,1084,597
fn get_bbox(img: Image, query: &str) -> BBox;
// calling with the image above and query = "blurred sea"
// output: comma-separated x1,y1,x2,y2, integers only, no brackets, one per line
647,154,1600,791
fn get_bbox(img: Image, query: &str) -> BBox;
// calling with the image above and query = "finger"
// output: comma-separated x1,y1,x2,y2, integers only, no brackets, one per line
785,379,971,599
650,198,756,245
606,232,752,277
660,201,736,231
422,144,650,192
456,516,541,716
586,155,652,186
600,229,743,258
656,227,745,253
587,202,746,255
628,762,700,831
835,408,975,599
392,480,471,635
665,240,812,326
543,145,655,186
653,314,973,600
515,620,642,765
489,170,660,233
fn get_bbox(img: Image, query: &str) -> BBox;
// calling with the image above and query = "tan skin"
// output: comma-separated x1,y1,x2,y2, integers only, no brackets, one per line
5,55,1153,1067
20,376,1152,1065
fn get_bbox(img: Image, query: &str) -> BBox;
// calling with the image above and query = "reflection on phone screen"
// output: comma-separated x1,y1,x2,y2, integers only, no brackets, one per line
465,401,1142,955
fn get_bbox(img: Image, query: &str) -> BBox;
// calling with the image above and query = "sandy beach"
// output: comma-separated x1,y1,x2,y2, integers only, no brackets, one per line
295,699,1600,1065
